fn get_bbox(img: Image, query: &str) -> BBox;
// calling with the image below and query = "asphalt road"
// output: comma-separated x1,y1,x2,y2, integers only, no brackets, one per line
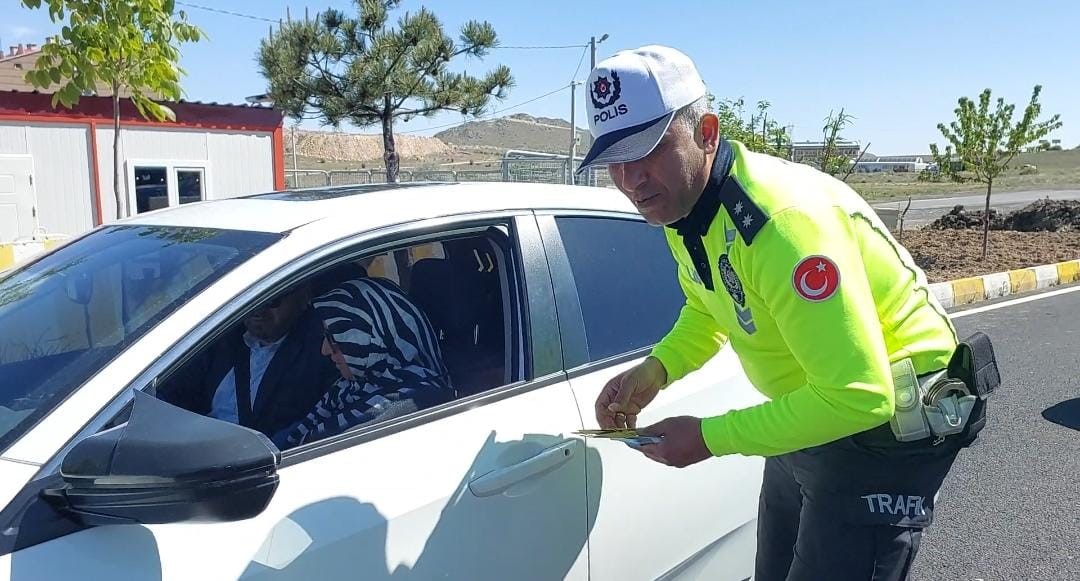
873,189,1080,228
912,284,1080,580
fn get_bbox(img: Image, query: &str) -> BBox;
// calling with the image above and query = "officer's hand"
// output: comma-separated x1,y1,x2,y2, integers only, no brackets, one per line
595,356,667,429
637,416,712,468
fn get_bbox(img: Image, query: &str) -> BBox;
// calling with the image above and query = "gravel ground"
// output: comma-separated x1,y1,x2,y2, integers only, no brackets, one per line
898,229,1080,283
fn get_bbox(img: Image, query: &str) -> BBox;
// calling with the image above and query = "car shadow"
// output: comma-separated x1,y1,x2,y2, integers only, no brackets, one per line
239,431,603,580
1042,397,1080,431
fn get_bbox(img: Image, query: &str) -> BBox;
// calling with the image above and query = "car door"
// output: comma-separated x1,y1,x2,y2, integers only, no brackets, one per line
538,212,768,581
0,215,593,581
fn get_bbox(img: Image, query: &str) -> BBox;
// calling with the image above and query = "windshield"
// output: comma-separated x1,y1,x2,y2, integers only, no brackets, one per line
0,225,280,453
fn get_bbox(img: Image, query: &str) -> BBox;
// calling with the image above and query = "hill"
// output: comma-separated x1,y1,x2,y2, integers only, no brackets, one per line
291,111,592,169
292,130,451,163
435,113,591,155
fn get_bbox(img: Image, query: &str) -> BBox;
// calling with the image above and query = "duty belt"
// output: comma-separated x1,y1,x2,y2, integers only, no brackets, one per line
877,332,1000,445
889,358,977,443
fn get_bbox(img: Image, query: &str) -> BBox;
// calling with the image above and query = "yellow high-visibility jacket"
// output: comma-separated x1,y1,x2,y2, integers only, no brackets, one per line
651,140,958,457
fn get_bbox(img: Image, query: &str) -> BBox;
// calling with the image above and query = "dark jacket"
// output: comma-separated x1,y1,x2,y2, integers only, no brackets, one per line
160,308,337,439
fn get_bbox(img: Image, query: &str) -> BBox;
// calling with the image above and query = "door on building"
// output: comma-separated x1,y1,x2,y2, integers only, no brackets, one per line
0,155,36,243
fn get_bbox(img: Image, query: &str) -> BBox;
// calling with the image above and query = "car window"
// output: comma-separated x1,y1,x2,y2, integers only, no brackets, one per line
0,225,280,453
555,216,684,362
154,226,522,452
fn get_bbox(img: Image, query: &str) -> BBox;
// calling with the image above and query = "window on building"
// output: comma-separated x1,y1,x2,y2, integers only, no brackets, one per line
133,166,168,214
177,169,205,205
129,162,210,214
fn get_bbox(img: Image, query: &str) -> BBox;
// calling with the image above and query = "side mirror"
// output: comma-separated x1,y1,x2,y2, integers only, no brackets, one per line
43,391,279,526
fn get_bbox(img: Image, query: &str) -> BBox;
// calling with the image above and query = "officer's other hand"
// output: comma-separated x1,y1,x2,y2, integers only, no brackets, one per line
595,356,667,429
637,416,712,468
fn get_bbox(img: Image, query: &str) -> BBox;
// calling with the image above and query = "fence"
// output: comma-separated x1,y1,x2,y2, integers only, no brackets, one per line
285,158,614,190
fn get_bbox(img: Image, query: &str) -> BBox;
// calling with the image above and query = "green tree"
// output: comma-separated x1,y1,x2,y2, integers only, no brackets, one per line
930,85,1063,259
19,0,203,220
706,94,791,158
819,108,856,177
258,0,512,183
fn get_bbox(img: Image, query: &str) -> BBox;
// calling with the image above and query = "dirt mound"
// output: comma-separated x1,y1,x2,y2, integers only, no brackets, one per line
927,199,1080,232
927,205,1006,230
1003,198,1080,232
294,130,451,162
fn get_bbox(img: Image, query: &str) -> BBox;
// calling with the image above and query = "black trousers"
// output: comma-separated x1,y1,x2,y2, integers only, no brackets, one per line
754,424,964,581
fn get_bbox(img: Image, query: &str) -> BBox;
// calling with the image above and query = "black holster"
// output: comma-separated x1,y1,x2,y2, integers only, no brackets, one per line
947,331,1002,445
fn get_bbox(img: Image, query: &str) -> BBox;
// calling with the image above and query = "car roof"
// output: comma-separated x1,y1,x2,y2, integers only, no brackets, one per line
121,182,637,234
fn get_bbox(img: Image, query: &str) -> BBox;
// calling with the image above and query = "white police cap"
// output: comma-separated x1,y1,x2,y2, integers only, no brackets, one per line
576,45,707,174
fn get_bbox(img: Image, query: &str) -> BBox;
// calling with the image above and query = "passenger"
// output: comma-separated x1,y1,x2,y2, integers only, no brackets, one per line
273,277,454,448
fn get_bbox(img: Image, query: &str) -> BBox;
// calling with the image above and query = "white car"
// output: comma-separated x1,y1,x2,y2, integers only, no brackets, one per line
0,182,766,580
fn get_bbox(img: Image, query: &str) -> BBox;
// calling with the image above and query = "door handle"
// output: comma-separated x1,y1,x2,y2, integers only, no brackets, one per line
468,440,577,498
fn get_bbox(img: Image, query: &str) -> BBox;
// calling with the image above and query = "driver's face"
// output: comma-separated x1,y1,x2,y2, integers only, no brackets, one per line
243,288,308,344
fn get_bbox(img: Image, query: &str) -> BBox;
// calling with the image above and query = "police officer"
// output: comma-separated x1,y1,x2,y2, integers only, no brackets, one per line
578,46,991,581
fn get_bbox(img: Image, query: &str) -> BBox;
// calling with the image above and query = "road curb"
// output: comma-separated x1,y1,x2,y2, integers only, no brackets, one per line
929,259,1080,308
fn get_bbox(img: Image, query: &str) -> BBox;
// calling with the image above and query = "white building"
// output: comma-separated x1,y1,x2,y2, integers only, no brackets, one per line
873,155,929,163
0,91,285,244
851,161,929,173
790,140,862,164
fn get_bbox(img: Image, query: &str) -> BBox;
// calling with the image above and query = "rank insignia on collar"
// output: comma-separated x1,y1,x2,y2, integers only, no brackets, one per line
719,177,769,246
718,254,745,306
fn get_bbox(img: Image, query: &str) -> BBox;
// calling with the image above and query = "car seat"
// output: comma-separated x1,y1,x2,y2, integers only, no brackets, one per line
311,262,369,298
409,237,506,395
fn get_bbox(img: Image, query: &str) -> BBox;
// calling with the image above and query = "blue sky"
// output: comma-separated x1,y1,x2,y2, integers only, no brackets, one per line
6,0,1079,154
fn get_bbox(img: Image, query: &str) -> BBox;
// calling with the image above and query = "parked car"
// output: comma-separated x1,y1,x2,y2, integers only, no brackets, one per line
0,182,765,580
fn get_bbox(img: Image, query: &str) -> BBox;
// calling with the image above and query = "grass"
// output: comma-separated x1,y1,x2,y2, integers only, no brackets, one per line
847,149,1080,201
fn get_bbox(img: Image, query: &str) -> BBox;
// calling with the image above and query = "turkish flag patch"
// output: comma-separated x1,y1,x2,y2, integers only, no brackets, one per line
792,255,841,302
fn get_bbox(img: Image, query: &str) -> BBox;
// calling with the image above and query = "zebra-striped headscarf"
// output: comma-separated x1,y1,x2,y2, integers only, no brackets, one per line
277,277,453,448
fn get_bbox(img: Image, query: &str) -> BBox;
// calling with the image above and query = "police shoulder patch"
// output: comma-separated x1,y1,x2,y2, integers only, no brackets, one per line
718,254,745,306
792,255,841,302
718,176,769,246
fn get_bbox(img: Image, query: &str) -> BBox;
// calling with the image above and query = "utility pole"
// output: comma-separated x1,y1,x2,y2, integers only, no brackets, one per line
569,81,578,185
589,33,609,71
291,124,299,171
573,34,607,186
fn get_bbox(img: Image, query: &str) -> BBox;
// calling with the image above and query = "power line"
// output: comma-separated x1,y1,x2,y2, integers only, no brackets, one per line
176,2,277,23
174,2,588,53
495,44,589,50
399,84,572,134
569,44,589,83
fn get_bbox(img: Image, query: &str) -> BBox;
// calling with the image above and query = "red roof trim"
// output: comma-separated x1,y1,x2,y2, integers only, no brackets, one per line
0,48,42,64
0,91,284,131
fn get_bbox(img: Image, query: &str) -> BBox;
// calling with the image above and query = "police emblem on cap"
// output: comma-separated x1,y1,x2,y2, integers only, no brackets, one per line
718,254,745,306
590,71,621,109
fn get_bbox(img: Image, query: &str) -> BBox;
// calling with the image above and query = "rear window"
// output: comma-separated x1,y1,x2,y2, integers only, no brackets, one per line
0,225,279,453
